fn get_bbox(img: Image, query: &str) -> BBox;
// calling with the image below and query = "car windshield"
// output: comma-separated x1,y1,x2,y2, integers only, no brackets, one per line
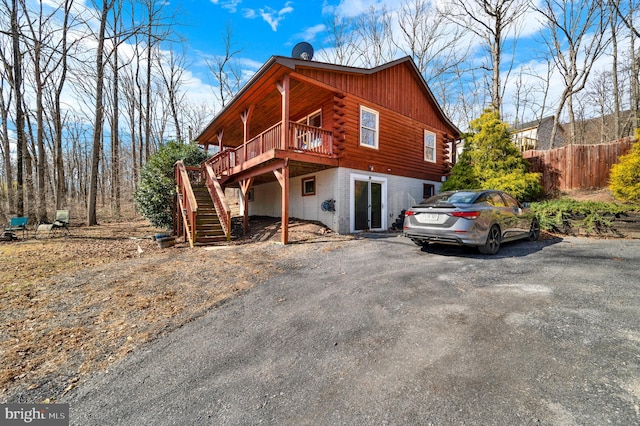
421,191,479,205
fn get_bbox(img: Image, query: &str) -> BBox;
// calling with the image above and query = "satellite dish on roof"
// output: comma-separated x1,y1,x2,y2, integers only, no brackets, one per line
291,42,314,61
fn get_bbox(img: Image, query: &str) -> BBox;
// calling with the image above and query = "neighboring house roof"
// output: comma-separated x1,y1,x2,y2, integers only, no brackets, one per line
512,116,565,150
196,55,460,144
512,116,557,132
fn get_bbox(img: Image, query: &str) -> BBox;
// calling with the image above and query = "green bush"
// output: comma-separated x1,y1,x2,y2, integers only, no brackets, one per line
609,140,640,201
134,141,208,229
443,109,542,201
530,198,639,233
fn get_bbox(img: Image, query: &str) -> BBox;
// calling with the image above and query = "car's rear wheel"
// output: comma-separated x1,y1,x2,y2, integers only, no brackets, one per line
528,218,540,241
411,238,428,247
478,225,501,255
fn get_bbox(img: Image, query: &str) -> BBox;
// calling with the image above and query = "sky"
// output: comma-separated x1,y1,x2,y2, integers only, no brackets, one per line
178,0,342,88
4,0,624,144
171,0,607,129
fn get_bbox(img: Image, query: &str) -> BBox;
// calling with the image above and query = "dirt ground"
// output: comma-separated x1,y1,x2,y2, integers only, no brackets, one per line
561,188,617,202
0,216,351,404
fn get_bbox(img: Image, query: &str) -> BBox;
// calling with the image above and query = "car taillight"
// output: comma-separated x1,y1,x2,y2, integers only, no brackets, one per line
404,210,416,217
450,211,480,219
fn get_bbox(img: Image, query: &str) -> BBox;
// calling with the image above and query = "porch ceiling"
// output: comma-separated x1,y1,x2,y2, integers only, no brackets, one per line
198,67,336,148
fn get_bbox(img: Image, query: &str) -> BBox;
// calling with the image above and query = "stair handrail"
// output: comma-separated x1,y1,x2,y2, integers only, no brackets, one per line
175,160,198,247
204,162,232,241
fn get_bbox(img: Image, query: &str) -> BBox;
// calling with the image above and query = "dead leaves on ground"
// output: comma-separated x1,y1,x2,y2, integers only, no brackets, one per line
0,219,303,403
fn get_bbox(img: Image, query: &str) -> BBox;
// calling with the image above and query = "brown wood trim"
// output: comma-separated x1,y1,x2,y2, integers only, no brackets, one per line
273,149,338,166
289,70,344,95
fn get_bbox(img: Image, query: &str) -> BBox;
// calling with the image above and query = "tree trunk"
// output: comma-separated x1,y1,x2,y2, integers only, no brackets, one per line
112,37,121,218
0,86,15,214
611,10,621,139
54,0,72,210
11,0,25,216
87,1,113,226
145,14,153,162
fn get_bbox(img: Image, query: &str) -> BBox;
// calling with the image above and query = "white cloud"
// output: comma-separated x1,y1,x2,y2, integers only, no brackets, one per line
257,2,295,32
329,0,390,18
242,8,257,19
294,24,326,42
211,0,242,13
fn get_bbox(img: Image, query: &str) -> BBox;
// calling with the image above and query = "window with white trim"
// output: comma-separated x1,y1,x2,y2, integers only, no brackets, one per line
360,106,379,149
424,130,436,162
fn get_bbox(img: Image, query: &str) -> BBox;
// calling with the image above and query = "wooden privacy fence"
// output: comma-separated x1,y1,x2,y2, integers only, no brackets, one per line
523,138,635,193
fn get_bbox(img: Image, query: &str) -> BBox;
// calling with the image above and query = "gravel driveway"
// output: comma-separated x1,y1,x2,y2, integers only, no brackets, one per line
64,235,640,425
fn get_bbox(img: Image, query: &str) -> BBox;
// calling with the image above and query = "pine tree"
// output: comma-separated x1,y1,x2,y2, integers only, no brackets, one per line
134,141,208,229
442,109,542,200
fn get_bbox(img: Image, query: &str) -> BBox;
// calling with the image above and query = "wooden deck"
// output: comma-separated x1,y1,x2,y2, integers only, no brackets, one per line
207,121,335,183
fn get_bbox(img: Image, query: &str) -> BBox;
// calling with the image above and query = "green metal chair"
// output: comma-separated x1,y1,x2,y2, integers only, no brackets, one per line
4,216,29,240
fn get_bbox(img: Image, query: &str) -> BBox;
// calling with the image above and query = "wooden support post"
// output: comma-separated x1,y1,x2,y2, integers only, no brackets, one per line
217,129,224,153
277,74,290,150
273,159,289,244
241,107,253,163
239,178,254,237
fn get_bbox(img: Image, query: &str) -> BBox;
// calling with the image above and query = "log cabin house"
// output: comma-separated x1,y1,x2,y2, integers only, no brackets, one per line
174,55,460,246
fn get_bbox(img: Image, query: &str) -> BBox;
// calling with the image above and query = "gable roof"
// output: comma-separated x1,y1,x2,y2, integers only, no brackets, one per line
512,116,557,132
195,56,460,143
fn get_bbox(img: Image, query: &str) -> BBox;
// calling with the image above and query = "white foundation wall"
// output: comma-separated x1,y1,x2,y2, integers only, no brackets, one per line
248,167,441,235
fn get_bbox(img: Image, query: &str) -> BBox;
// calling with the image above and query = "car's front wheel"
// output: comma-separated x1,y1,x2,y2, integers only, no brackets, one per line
478,225,501,255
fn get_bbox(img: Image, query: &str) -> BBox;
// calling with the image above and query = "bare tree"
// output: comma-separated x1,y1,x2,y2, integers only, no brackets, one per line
353,5,396,67
20,0,65,222
0,33,15,214
9,0,27,216
441,0,529,113
156,46,187,142
87,0,116,226
534,0,609,146
609,0,622,139
51,0,76,210
183,101,215,141
611,0,640,129
110,0,122,218
318,13,359,66
395,0,468,85
207,25,242,108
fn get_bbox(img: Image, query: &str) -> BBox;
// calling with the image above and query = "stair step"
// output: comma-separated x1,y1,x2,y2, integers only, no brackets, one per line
179,179,231,246
195,236,228,245
197,228,226,236
198,226,223,234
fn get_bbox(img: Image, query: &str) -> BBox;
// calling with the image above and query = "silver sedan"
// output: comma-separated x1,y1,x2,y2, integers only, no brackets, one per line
403,189,540,254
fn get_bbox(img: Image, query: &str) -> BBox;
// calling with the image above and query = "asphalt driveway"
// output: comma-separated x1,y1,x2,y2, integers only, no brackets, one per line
65,235,640,425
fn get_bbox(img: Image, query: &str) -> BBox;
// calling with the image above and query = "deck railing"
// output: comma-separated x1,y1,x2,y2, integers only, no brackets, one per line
289,122,333,155
206,121,333,177
175,160,198,247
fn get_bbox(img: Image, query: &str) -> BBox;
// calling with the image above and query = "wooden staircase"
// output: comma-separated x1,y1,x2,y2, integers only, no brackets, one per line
175,160,232,247
191,184,228,245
